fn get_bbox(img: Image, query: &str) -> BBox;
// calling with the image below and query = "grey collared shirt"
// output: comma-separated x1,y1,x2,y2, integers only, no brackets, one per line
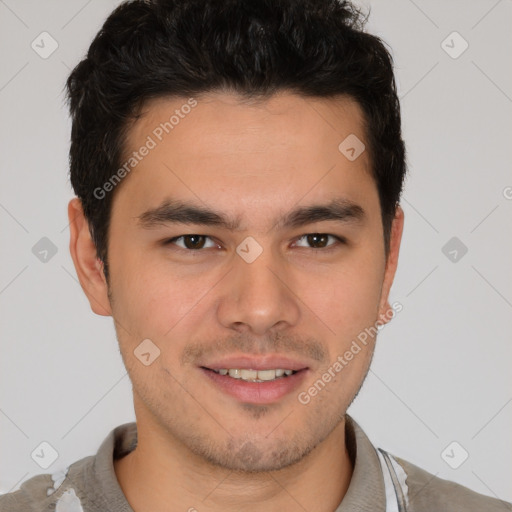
1,415,510,511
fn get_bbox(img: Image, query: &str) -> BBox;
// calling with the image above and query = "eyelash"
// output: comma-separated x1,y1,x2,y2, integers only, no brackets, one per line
163,233,346,253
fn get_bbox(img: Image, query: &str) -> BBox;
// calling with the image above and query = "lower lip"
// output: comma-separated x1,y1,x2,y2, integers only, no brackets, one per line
200,367,309,404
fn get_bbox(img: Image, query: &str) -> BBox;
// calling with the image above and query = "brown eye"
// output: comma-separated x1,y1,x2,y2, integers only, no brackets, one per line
182,235,206,249
306,234,329,248
165,235,216,250
294,233,343,249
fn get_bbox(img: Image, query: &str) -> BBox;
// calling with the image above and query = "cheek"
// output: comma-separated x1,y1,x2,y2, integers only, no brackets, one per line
110,254,219,340
301,250,385,339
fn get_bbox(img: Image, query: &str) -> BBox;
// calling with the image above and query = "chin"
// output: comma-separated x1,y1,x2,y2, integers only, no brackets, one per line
182,426,327,474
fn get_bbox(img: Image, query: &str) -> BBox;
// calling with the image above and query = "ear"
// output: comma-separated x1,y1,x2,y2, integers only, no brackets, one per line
68,197,112,316
377,205,404,325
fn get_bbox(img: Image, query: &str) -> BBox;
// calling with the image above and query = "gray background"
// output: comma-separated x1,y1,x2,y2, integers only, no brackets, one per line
1,0,511,504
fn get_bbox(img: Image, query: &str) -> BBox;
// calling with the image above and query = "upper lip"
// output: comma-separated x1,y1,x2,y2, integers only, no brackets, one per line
200,355,310,371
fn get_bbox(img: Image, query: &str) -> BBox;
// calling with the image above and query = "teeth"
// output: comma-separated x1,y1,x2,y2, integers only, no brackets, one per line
257,370,276,381
214,368,297,382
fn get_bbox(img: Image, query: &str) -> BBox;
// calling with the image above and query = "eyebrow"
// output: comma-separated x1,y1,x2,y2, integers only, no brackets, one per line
136,197,366,232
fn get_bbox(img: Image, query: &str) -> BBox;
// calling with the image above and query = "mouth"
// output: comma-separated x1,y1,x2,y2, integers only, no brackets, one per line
199,359,310,404
204,367,299,382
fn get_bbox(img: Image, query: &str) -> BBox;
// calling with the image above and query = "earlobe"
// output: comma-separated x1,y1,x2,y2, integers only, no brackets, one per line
377,205,404,326
68,198,112,317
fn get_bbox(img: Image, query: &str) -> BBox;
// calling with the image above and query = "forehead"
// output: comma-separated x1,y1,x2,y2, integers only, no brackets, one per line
128,91,368,156
113,91,378,226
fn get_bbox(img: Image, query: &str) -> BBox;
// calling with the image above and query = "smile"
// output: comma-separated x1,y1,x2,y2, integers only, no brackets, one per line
210,368,297,382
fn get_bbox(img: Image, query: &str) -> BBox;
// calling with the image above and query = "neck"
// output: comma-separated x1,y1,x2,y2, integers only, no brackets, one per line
114,414,353,512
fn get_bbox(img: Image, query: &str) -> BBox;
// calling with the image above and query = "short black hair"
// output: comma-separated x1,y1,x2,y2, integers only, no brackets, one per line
66,0,407,283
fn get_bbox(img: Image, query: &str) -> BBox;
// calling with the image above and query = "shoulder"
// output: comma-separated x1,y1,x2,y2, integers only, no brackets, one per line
388,452,512,512
0,457,93,512
0,472,52,512
0,422,136,512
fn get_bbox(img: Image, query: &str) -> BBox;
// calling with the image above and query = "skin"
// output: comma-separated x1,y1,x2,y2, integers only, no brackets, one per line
68,91,404,512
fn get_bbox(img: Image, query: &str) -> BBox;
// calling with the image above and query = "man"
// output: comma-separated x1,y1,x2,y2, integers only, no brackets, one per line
1,0,510,511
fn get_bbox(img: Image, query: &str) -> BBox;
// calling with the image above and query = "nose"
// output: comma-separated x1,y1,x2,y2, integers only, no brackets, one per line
216,243,301,336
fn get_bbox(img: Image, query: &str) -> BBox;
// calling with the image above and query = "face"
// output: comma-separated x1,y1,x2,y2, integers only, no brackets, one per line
71,91,403,472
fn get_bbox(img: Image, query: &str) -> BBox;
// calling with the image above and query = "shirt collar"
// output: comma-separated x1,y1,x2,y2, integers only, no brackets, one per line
334,415,387,510
82,422,137,512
